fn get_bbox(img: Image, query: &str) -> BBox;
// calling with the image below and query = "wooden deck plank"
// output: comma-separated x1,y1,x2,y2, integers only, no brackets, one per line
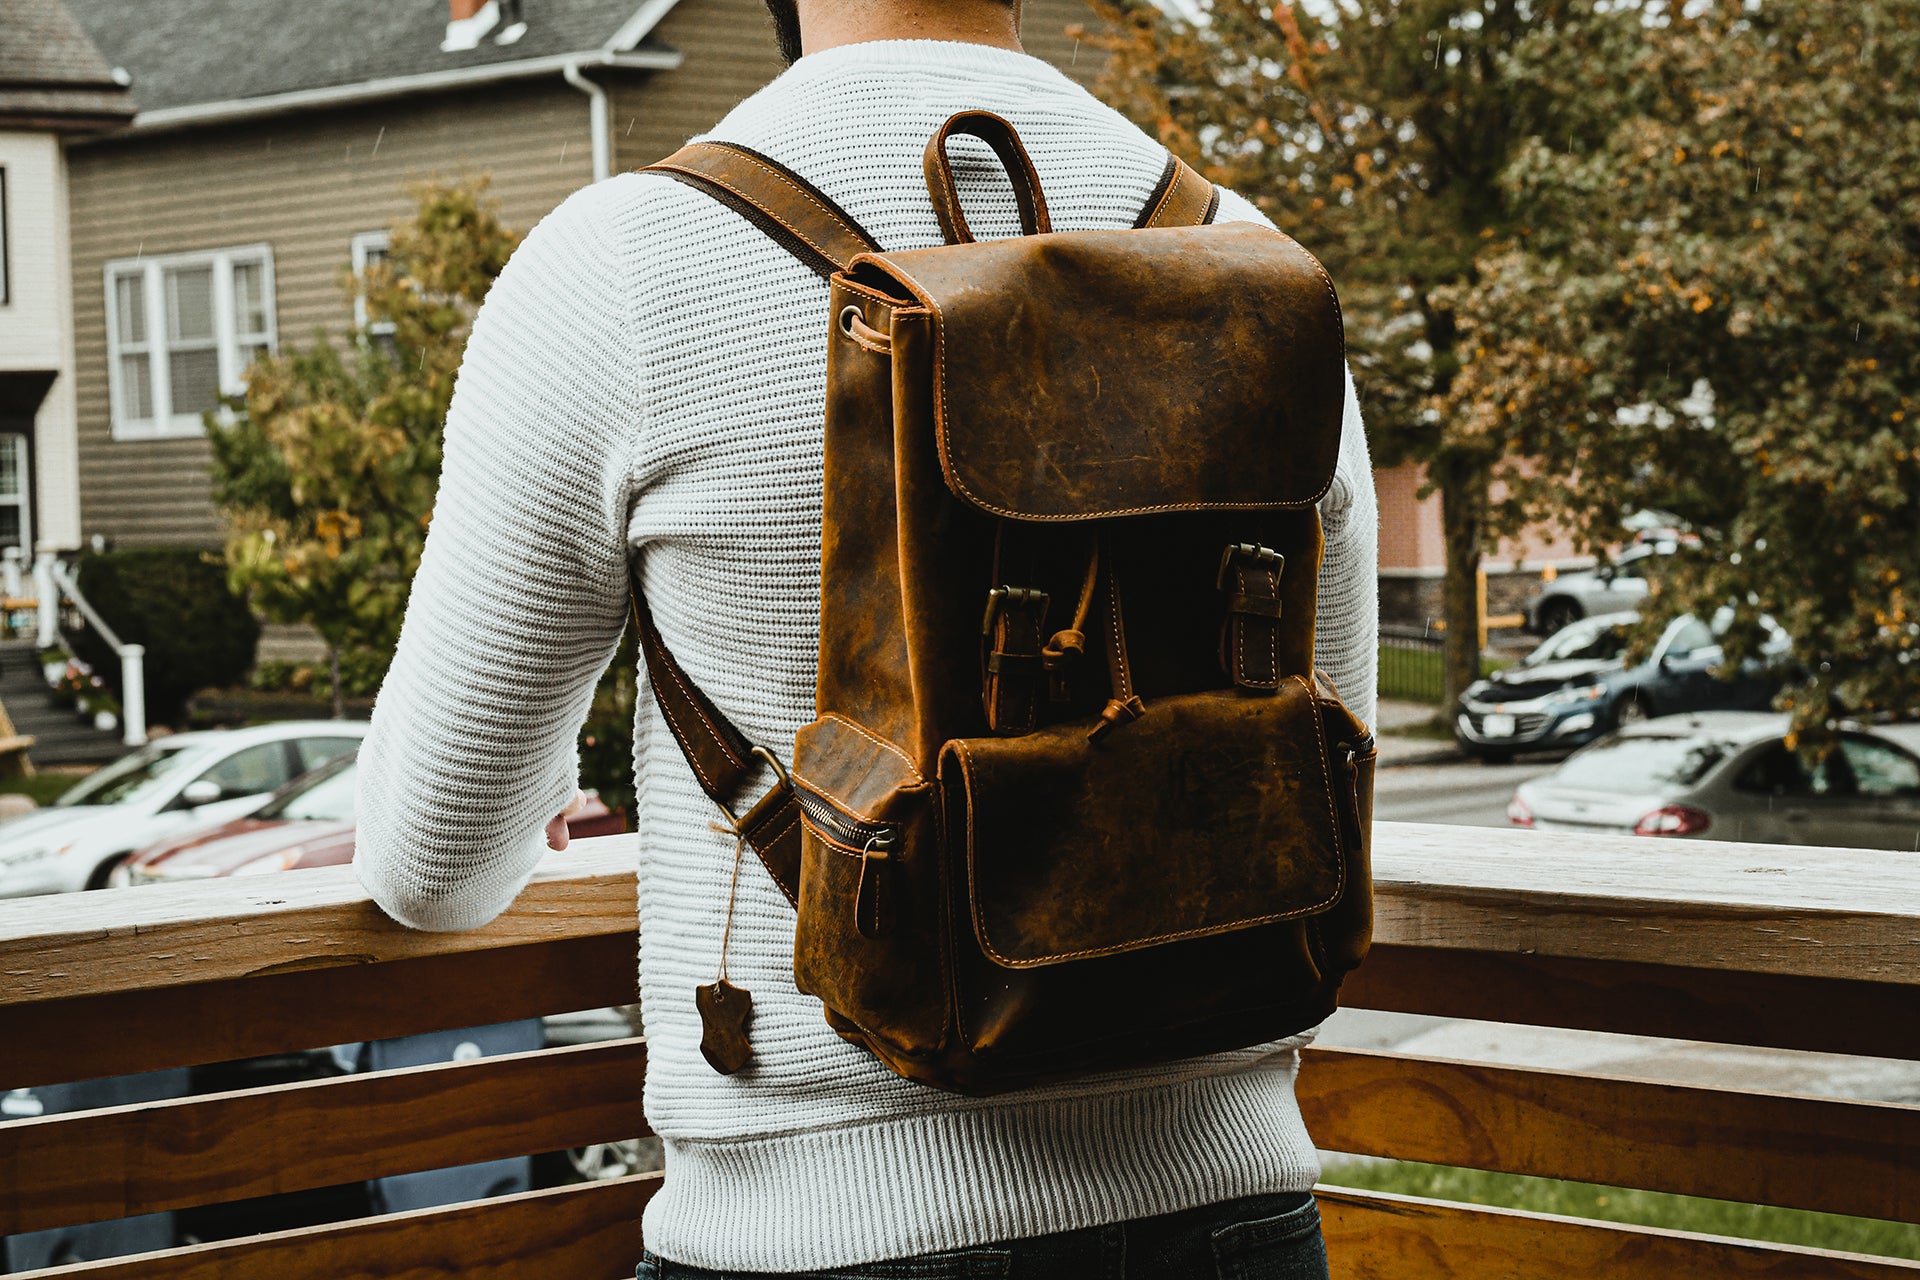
11,1174,659,1280
1317,1187,1920,1279
1343,945,1920,1061
0,837,637,1007
0,1039,650,1236
0,933,637,1089
1299,1046,1920,1224
1368,823,1920,987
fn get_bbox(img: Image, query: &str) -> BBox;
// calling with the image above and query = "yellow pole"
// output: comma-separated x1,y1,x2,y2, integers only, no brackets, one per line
1476,566,1489,656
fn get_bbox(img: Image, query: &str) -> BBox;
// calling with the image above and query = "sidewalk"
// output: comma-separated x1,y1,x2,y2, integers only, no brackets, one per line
1374,697,1464,767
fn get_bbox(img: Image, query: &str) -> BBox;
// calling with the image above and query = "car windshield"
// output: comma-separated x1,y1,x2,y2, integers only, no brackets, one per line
1555,734,1735,792
54,742,199,807
1529,620,1629,666
257,757,359,823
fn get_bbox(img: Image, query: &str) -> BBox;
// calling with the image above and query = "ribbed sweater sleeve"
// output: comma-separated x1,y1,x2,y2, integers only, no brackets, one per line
354,185,640,932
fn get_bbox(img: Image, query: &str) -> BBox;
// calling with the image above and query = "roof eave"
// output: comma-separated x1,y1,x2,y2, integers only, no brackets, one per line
101,48,682,139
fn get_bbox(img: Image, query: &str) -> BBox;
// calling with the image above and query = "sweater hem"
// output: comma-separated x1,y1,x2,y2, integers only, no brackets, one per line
640,1056,1320,1272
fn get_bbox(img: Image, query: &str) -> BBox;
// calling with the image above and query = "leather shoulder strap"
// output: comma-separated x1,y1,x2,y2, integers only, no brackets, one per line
641,141,881,280
631,592,802,908
1135,152,1221,229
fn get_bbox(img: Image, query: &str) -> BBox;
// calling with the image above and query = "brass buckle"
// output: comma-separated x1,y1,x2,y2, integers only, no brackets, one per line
1217,543,1285,591
980,585,1050,637
716,744,792,833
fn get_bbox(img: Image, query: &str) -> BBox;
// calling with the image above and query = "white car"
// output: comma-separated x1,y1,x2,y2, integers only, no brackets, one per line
0,721,366,897
1509,711,1920,849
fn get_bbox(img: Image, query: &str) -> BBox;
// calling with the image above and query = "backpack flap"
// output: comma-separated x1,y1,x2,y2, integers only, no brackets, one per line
847,221,1346,522
939,677,1345,972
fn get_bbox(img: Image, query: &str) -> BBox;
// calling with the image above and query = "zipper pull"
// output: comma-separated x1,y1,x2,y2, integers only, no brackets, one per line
855,830,896,940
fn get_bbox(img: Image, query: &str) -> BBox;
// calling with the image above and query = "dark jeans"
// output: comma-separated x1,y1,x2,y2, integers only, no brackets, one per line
637,1190,1329,1280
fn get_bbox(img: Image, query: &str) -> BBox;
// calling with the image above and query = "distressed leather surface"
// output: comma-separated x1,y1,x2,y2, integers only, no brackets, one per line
946,680,1343,969
638,117,1368,1096
851,222,1345,521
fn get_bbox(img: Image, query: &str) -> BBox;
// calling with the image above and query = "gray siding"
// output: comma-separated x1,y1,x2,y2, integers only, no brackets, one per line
66,0,1111,547
66,78,605,546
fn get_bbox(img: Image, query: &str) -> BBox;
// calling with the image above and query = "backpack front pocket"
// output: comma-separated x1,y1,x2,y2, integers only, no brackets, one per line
938,678,1346,1065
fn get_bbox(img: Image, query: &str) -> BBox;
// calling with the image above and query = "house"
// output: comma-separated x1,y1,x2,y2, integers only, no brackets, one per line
58,0,1103,550
53,0,1568,631
0,0,132,568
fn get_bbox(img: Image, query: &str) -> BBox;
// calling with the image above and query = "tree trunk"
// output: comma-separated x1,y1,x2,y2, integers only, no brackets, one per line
327,645,345,720
1436,452,1487,710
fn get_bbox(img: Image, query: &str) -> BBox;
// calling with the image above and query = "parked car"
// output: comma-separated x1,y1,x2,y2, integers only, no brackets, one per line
0,721,367,897
1523,540,1684,635
120,751,624,884
1455,609,1792,762
1509,712,1920,849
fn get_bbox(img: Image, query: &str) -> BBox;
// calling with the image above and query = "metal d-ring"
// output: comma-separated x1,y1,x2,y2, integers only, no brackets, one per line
838,304,862,337
716,744,793,833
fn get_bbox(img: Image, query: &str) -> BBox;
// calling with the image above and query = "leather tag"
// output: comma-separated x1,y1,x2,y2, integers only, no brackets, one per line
695,980,754,1075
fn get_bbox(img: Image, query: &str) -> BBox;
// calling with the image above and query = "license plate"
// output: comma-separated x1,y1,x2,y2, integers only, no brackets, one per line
1482,713,1517,738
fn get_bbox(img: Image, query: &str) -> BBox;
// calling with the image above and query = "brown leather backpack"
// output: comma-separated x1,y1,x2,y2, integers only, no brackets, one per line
632,112,1376,1096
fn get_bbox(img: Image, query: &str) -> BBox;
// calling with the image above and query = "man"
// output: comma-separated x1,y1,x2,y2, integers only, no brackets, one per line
354,0,1378,1274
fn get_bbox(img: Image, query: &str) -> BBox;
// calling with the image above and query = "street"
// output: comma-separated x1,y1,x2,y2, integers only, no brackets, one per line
1373,757,1555,828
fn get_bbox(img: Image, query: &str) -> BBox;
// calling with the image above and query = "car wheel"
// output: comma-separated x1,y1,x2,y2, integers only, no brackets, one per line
566,1140,649,1181
1536,598,1583,636
84,854,130,891
1617,696,1653,726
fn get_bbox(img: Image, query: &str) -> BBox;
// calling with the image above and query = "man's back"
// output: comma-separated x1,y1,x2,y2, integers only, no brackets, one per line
357,38,1376,1272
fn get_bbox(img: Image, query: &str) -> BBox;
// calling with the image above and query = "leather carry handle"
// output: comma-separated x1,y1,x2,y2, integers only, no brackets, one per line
643,141,882,280
923,110,1054,245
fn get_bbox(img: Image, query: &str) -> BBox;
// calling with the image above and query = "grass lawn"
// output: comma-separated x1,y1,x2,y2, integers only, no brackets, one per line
1378,646,1513,705
0,771,88,807
1320,1159,1920,1260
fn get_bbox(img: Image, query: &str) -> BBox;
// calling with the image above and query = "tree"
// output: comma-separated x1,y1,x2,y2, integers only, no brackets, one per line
1447,0,1920,726
1082,0,1594,704
209,179,519,715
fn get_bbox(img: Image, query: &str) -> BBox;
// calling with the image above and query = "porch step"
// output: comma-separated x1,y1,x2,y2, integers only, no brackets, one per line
0,640,128,768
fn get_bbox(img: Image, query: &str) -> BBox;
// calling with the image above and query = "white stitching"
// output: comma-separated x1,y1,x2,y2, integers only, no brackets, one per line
820,713,925,781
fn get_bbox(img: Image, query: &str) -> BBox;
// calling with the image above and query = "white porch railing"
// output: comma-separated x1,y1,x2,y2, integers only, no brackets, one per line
33,550,147,747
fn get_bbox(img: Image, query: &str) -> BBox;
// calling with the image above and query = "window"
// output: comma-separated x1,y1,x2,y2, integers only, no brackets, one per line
295,736,361,772
193,741,294,802
350,230,394,336
1661,616,1715,660
104,245,276,439
1838,739,1920,798
0,435,29,552
0,167,9,307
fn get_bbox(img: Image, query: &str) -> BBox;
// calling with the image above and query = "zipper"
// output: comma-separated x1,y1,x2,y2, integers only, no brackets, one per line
794,786,900,857
794,785,900,940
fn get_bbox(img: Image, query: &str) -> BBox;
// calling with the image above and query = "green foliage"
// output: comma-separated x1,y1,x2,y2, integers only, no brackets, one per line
1322,1158,1920,1260
67,549,260,723
1080,0,1590,702
579,627,637,815
208,178,520,714
1444,0,1920,725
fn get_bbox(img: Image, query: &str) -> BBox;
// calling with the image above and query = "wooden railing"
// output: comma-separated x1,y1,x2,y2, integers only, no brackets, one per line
2,824,1916,1277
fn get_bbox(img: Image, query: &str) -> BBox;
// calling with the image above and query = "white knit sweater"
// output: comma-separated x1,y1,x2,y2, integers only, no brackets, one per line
356,38,1377,1272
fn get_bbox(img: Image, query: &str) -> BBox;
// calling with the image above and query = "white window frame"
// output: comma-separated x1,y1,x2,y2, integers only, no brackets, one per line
0,167,10,308
350,230,395,336
0,433,31,553
103,244,277,441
